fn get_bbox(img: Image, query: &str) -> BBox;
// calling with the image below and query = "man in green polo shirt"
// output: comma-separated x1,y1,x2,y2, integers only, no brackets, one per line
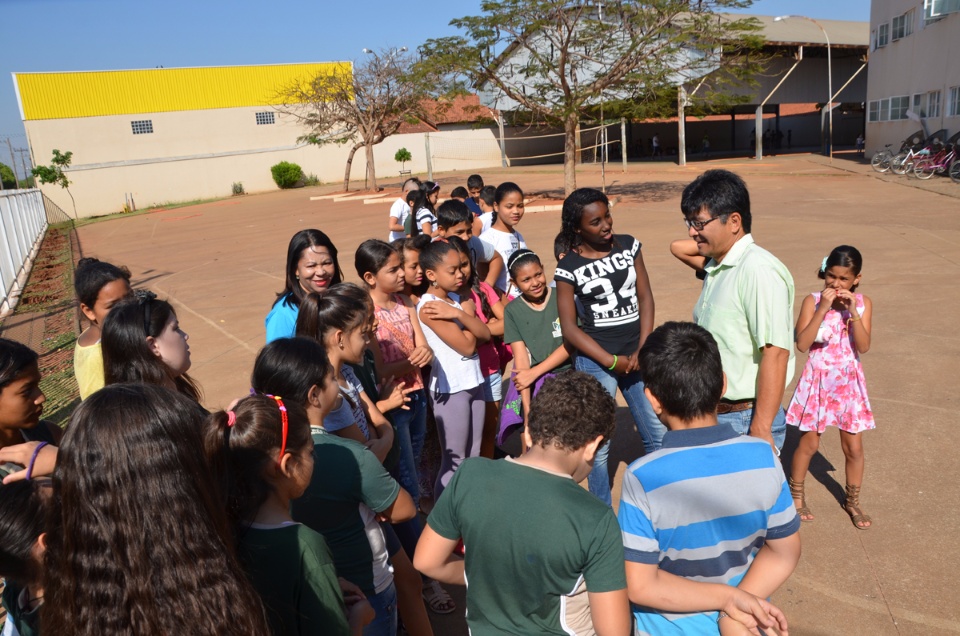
672,169,795,451
413,371,630,635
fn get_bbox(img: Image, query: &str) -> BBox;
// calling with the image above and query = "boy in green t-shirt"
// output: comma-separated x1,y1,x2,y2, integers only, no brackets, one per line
414,371,630,635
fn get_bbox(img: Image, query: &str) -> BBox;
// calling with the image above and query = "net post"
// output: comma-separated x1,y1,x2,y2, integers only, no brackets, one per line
424,133,433,182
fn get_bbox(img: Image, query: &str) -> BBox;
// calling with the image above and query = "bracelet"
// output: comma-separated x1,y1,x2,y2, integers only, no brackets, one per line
847,315,861,323
26,442,49,481
717,611,729,623
608,355,618,370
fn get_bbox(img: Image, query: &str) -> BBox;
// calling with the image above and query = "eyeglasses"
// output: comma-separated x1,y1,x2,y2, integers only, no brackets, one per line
684,215,724,232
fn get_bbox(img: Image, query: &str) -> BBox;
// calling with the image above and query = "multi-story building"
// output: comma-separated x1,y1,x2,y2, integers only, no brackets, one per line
865,0,960,153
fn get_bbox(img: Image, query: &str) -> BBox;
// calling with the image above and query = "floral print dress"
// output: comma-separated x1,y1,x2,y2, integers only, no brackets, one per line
786,292,876,434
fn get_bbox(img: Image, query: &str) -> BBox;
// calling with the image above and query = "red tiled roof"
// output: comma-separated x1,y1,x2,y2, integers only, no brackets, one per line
398,94,498,134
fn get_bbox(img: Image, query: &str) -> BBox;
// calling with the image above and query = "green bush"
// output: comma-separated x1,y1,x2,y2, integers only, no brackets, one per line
270,162,304,189
232,181,245,196
303,173,321,186
0,162,15,189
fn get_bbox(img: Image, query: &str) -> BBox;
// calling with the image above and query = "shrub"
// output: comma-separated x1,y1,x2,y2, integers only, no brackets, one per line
0,162,15,189
232,181,245,196
270,162,303,189
394,148,412,170
303,173,321,186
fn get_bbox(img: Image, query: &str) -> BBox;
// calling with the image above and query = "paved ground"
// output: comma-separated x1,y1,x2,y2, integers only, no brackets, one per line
74,151,960,635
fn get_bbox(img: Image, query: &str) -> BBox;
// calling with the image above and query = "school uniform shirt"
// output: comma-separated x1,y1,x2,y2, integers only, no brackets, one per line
1,581,39,636
238,523,351,636
427,457,627,635
479,227,526,296
292,430,400,597
477,212,494,235
323,366,371,439
465,197,482,215
467,235,495,268
388,197,411,241
503,288,571,372
554,234,642,356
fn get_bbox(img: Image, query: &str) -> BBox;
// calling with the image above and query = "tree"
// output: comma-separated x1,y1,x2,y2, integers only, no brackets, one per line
276,49,431,192
419,0,763,194
0,162,15,189
32,149,77,218
395,147,412,171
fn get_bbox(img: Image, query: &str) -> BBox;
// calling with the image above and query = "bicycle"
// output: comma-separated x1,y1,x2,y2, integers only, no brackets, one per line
949,157,960,184
871,144,897,173
913,144,956,180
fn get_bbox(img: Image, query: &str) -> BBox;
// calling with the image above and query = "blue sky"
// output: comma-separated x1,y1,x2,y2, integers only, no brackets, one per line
0,0,870,165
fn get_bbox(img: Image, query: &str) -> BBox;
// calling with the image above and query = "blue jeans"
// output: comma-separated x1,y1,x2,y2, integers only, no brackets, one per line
717,406,787,452
574,355,667,505
363,582,398,636
389,389,427,509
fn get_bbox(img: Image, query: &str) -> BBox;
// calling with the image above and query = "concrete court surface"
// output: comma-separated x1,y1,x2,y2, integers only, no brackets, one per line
75,153,959,635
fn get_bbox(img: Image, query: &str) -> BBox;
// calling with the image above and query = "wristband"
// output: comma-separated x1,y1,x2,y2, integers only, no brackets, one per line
608,355,618,370
717,612,729,623
26,442,49,481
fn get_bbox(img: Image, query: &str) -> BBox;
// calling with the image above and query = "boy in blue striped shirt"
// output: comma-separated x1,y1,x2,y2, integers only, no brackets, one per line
618,322,800,635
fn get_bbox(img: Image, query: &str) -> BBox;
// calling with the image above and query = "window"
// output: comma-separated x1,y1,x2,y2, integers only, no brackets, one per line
925,0,960,22
926,90,941,117
913,93,923,115
892,10,914,39
255,111,275,125
877,22,889,47
131,120,153,135
879,98,890,122
949,87,960,117
890,96,910,120
868,101,879,122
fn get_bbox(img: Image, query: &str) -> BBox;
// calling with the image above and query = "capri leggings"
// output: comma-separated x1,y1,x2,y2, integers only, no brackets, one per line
431,384,485,499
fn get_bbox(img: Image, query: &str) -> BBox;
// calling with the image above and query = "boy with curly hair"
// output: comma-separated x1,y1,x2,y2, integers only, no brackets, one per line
414,371,630,635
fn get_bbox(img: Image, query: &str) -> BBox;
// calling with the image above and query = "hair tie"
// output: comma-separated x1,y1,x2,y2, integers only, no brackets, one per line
820,256,828,273
264,394,290,462
226,411,237,427
26,442,49,481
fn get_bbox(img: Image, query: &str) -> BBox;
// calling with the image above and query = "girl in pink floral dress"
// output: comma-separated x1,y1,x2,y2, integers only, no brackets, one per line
787,246,874,529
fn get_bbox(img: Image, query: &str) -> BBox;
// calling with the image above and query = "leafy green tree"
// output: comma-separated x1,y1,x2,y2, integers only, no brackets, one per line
276,50,432,192
32,149,77,218
0,162,15,189
419,0,763,194
395,147,412,171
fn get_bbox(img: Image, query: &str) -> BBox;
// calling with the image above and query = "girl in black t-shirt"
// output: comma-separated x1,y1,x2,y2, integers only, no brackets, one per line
553,189,666,505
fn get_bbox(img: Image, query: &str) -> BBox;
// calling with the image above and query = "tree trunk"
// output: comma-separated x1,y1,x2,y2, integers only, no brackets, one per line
563,112,579,196
66,188,78,219
343,144,362,192
365,142,378,192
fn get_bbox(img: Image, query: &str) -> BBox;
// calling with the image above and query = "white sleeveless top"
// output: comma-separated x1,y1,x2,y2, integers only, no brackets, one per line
417,293,484,395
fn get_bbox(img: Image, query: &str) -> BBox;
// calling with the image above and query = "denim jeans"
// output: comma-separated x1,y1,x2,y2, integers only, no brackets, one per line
389,389,427,509
363,582,398,636
574,355,667,505
717,406,787,452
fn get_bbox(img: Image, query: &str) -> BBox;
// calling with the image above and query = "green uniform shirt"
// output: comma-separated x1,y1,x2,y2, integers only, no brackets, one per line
503,289,571,372
427,457,626,635
238,523,350,636
292,430,400,596
693,234,796,400
1,581,40,636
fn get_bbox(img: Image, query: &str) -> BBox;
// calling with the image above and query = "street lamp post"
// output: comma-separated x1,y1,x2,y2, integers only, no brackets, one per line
775,15,832,162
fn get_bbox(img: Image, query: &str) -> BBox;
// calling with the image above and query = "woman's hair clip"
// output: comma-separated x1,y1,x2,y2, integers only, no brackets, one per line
820,256,828,273
134,289,157,304
225,411,237,427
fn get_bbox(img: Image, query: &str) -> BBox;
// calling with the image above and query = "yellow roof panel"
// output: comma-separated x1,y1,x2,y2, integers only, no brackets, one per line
15,62,351,120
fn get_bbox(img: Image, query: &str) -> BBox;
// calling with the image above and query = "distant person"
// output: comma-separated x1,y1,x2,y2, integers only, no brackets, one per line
651,133,661,159
856,133,865,156
701,132,710,158
475,185,497,235
415,371,631,636
479,182,528,297
449,186,468,202
787,246,875,530
389,177,421,242
465,174,484,215
618,321,800,635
